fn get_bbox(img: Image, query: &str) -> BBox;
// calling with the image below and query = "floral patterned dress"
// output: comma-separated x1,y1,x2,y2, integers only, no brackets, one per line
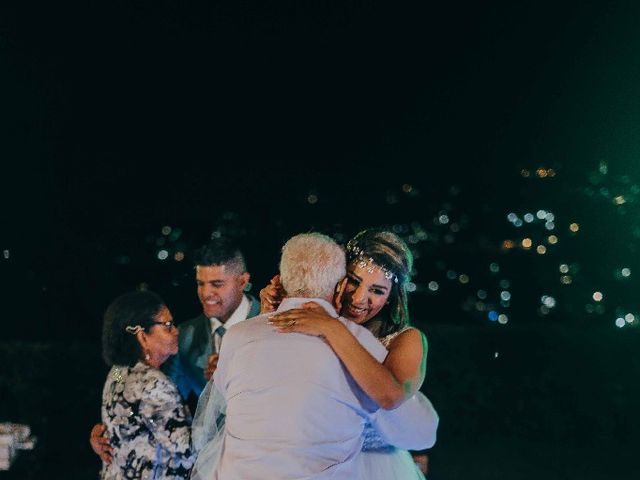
101,362,195,480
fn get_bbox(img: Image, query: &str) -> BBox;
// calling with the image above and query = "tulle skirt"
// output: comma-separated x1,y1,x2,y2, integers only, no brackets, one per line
354,448,426,480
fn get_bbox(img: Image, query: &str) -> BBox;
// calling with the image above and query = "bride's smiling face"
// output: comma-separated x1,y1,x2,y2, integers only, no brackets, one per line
339,262,392,324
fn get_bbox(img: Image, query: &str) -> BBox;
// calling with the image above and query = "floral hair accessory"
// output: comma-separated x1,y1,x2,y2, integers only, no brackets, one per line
346,239,399,283
125,325,144,335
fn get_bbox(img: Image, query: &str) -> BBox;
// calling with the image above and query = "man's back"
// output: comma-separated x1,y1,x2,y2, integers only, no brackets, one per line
213,298,387,479
164,293,261,400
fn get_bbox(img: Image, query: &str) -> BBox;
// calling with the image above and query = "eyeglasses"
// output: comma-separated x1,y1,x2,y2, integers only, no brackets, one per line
150,320,175,331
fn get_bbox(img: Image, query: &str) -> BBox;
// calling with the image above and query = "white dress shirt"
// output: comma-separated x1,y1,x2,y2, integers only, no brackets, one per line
209,294,251,352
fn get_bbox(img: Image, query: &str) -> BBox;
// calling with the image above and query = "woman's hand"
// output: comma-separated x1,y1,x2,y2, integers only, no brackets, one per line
268,302,339,338
204,353,219,381
259,275,284,314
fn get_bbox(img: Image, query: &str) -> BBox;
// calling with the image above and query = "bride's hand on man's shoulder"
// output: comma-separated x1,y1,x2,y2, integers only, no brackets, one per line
267,302,338,339
259,274,284,314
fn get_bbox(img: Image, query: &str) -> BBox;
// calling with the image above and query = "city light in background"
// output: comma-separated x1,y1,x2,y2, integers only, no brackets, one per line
93,160,638,331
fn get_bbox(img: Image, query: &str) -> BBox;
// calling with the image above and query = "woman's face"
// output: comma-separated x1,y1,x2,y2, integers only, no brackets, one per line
143,306,179,361
339,261,392,324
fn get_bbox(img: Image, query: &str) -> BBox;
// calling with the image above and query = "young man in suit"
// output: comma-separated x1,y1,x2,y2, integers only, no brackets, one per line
166,237,260,403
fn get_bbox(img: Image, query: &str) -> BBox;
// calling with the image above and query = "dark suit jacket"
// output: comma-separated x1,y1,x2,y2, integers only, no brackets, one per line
163,293,260,400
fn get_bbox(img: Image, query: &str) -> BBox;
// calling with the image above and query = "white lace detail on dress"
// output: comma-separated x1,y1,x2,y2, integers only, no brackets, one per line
380,326,415,348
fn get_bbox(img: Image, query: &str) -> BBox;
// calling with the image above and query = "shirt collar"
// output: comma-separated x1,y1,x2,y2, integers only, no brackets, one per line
209,294,251,332
276,297,338,317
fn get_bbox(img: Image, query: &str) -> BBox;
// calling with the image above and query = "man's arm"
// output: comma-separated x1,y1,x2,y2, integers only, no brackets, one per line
162,320,206,399
372,391,439,450
161,353,192,399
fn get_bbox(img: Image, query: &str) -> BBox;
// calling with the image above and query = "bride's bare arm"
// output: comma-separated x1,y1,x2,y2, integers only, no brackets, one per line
269,303,427,409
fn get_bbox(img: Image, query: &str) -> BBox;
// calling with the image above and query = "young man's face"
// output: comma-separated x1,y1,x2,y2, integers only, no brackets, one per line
196,264,250,322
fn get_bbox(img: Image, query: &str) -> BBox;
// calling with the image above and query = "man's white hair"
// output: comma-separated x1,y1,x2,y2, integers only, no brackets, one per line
279,232,346,299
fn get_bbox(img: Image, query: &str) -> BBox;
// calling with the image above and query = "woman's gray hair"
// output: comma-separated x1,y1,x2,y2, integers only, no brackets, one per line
279,232,346,299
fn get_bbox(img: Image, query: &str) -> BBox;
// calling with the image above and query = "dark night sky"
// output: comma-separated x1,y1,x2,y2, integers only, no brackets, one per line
2,1,621,200
3,0,640,338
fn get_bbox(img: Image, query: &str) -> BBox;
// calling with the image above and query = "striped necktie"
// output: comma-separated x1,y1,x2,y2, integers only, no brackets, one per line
214,325,226,339
213,325,226,352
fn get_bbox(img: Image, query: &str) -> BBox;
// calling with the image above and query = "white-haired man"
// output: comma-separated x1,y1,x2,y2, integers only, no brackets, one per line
190,233,437,479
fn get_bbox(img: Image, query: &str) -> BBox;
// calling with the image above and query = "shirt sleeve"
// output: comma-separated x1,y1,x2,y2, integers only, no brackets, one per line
162,353,191,401
372,391,439,450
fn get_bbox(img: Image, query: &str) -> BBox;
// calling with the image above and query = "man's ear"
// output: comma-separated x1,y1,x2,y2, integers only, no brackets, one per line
333,277,348,310
238,272,251,291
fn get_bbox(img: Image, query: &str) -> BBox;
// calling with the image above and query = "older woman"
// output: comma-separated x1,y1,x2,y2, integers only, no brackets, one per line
100,290,194,480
